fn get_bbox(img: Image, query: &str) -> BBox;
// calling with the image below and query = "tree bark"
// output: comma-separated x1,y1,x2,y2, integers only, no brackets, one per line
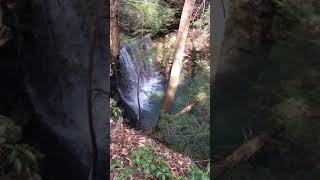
110,0,118,64
162,0,196,113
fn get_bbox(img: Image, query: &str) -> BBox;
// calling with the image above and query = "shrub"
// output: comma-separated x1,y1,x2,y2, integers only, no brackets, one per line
111,106,124,118
119,0,175,36
111,145,173,179
157,112,210,160
188,163,210,180
0,144,43,177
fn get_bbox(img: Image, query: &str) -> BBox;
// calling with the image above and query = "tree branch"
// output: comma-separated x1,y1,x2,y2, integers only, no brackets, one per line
175,99,198,117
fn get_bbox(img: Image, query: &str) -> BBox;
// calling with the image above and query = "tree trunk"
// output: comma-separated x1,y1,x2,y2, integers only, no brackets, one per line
162,0,196,113
110,0,118,64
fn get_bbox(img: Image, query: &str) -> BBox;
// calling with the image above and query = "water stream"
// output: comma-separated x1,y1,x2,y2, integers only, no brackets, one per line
117,36,166,130
116,36,205,131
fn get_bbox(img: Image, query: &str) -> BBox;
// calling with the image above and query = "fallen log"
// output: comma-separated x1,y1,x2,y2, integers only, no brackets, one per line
214,128,283,176
175,99,199,117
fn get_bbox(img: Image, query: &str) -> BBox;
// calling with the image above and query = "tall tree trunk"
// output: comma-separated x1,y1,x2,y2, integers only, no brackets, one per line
162,0,196,113
110,0,118,64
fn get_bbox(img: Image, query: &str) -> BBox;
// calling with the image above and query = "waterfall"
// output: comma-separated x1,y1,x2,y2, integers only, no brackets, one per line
117,36,165,130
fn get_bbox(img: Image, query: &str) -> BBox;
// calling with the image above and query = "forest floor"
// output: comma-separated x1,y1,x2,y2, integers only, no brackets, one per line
110,117,194,179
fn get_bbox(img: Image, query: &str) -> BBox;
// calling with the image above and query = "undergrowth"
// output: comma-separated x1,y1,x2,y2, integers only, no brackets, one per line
119,0,175,36
111,145,210,179
0,144,43,179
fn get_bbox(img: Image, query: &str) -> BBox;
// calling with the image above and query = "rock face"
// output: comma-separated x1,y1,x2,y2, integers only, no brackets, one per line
17,0,108,179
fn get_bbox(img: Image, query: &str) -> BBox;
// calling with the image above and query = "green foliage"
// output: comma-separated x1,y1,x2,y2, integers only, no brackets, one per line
236,37,320,179
1,144,43,176
272,96,320,150
111,106,124,118
266,41,320,150
157,112,210,160
119,0,175,36
111,146,210,179
187,60,210,107
0,115,22,145
110,98,124,118
111,145,173,179
191,5,210,50
156,53,210,161
129,145,173,179
272,0,320,36
272,0,313,22
188,163,210,180
154,33,176,68
119,33,134,47
273,98,309,137
192,5,210,28
110,159,134,180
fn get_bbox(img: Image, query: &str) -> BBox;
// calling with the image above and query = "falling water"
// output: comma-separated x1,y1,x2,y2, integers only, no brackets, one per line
117,36,165,130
